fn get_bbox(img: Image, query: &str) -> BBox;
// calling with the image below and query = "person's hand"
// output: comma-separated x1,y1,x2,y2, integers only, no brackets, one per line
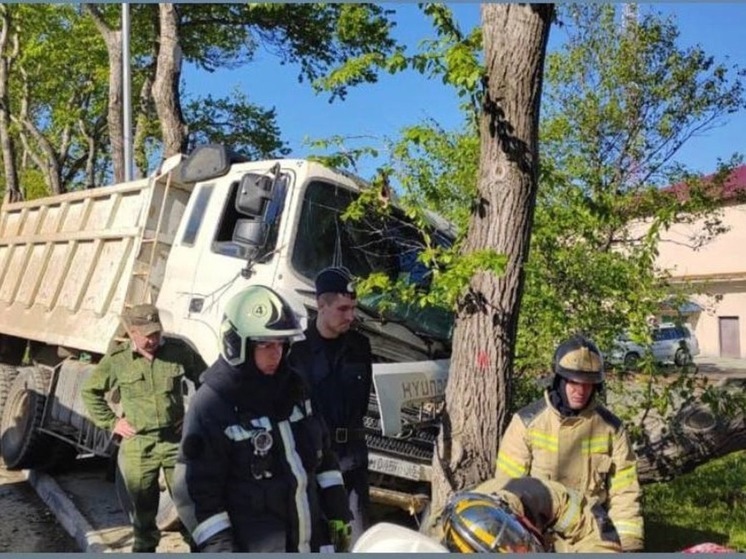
113,418,137,439
328,519,352,552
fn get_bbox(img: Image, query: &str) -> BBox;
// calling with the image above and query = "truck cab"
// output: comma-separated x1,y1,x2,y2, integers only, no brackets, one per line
0,145,453,518
157,147,453,366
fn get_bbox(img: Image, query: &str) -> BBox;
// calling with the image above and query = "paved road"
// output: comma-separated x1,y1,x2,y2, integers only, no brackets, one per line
0,465,79,553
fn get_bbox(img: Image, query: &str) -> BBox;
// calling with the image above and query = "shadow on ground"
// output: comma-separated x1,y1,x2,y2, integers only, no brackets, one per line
644,518,731,552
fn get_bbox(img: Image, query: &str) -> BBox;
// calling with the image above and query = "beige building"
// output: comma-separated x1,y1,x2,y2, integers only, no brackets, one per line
655,166,746,358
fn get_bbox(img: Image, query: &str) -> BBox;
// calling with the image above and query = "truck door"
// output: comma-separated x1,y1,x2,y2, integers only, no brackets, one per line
160,169,292,363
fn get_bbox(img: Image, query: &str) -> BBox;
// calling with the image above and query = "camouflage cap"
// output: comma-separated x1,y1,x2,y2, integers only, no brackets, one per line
122,303,162,336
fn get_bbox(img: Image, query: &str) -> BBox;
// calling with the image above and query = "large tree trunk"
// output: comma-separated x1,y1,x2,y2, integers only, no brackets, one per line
0,5,19,201
152,4,187,157
86,5,124,184
430,4,554,517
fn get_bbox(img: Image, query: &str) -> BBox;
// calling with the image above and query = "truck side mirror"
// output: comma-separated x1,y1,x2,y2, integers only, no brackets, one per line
178,144,233,183
236,173,273,217
232,219,267,248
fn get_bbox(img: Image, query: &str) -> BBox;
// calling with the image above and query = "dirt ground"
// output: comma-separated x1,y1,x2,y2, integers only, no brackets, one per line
53,457,188,552
0,464,79,553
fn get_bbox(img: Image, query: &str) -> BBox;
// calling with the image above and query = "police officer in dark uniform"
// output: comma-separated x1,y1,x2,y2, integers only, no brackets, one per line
289,266,373,545
173,285,352,552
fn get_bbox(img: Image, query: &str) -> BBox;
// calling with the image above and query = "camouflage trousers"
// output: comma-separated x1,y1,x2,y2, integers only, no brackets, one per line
117,432,182,552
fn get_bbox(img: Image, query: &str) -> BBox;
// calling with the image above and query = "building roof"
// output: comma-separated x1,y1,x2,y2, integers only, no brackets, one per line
664,164,746,204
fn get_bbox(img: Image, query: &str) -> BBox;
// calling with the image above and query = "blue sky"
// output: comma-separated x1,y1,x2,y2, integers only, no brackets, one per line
182,3,745,180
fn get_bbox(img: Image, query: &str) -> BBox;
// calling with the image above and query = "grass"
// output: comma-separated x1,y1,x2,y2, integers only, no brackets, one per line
643,450,746,552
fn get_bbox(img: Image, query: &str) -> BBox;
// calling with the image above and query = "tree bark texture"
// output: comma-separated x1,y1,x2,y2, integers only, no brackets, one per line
430,4,554,517
86,5,125,184
0,6,19,201
152,4,187,157
13,68,62,195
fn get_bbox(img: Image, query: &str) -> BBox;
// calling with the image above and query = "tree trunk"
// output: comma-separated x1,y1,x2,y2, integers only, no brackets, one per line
14,67,62,195
86,5,125,183
152,4,187,157
0,5,19,201
429,4,554,518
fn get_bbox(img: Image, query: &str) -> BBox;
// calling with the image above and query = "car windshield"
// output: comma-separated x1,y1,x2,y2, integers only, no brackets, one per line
654,325,690,341
292,180,454,343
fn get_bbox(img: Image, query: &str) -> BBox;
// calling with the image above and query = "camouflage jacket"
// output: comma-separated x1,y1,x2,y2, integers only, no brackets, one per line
82,338,204,434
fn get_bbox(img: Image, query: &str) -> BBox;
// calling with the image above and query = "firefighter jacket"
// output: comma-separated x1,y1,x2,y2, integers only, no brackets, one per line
288,321,372,472
172,357,352,553
494,390,643,551
82,338,203,434
474,477,622,553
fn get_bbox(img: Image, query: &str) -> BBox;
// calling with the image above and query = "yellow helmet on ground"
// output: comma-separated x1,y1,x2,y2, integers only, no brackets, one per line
441,492,545,553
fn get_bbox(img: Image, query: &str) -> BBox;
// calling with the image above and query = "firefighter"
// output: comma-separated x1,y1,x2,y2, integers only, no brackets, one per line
440,477,622,553
494,335,643,551
172,285,352,552
81,304,203,552
288,266,373,545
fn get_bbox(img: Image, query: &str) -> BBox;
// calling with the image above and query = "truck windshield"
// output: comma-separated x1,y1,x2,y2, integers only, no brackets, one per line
292,180,453,343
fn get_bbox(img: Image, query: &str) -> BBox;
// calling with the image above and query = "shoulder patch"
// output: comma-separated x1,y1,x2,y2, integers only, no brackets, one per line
595,405,622,432
517,397,547,426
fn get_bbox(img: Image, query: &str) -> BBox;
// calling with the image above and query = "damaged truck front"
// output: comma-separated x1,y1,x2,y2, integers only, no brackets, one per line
0,144,452,524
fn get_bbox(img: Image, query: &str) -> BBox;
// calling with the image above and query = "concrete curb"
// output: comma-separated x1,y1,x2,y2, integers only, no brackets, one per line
24,469,113,553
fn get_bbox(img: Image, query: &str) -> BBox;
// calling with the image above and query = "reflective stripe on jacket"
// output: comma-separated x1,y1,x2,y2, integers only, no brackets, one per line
172,358,351,552
494,390,643,551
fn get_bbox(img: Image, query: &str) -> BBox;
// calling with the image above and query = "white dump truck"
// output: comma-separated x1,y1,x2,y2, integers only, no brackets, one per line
0,144,451,523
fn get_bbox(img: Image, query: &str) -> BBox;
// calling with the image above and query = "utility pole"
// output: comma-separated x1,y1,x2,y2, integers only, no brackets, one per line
622,3,638,32
622,4,641,189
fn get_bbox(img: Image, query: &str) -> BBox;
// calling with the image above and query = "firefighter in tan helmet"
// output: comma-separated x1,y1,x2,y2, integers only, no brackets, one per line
493,335,643,551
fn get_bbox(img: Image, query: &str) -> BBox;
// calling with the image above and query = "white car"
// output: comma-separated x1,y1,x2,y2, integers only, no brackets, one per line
608,323,700,370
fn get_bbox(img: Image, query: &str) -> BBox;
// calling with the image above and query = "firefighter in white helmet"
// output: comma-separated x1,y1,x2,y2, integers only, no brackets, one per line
173,285,352,552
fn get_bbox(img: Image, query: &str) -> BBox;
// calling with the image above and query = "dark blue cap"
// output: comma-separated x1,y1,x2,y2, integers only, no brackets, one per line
314,266,356,298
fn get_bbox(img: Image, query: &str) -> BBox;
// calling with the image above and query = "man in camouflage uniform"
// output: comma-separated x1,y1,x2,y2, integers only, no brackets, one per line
82,304,204,552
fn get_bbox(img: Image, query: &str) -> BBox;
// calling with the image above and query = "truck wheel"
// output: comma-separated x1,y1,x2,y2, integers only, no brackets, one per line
115,465,181,532
0,364,19,419
0,367,53,470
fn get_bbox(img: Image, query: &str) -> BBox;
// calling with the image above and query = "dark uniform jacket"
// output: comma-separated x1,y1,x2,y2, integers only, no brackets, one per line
172,357,351,553
288,321,372,471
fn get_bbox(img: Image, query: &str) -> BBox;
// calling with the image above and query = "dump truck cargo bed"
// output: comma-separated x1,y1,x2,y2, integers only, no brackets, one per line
0,164,193,356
